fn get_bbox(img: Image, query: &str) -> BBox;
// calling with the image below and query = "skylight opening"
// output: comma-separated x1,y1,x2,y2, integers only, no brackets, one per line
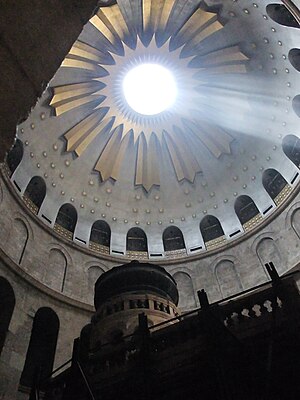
122,63,177,115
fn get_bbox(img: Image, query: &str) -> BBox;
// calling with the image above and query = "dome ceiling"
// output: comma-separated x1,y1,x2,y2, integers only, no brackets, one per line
10,0,300,260
50,4,247,192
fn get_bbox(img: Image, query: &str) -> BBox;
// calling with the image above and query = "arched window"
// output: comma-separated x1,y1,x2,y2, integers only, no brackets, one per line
0,277,15,355
289,48,300,72
200,215,224,243
293,95,300,118
55,204,77,236
126,227,148,252
6,139,23,175
23,176,46,212
90,220,111,247
20,308,59,388
282,134,300,168
173,271,197,311
163,226,185,251
262,169,288,200
266,4,299,28
234,195,260,225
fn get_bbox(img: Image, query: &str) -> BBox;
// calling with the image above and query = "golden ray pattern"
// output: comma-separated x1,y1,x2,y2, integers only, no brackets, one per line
50,0,249,192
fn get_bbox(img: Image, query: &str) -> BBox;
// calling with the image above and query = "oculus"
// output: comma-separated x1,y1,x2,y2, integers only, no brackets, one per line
122,63,177,116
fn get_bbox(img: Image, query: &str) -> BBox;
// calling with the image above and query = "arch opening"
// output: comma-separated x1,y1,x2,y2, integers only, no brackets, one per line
200,215,224,243
266,4,299,28
288,48,300,72
163,226,185,252
293,95,300,118
24,176,46,213
6,139,23,175
262,169,288,200
90,220,111,248
55,204,77,238
234,195,260,225
126,228,148,252
282,134,300,168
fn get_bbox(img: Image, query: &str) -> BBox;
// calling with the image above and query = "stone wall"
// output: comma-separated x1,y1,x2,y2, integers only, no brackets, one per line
1,162,300,398
1,165,300,310
0,256,92,400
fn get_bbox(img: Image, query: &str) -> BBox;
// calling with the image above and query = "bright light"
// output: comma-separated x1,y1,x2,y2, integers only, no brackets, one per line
122,63,177,115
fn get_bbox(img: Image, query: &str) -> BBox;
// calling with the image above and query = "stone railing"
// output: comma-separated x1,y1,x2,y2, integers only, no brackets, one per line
274,184,292,206
89,240,110,255
53,223,73,240
44,274,300,395
219,277,299,337
165,248,187,259
86,275,300,376
22,195,39,215
126,250,148,260
243,213,263,232
205,235,226,250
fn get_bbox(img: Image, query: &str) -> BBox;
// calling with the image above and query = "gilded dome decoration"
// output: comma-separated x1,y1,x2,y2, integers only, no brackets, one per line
50,1,248,191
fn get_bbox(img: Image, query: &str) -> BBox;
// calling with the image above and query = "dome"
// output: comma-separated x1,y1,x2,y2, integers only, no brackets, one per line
1,2,300,399
94,260,179,308
9,1,300,263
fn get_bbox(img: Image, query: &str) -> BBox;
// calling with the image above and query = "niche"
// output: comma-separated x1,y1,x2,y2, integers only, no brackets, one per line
44,249,67,292
256,238,282,270
173,271,197,311
215,260,242,299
